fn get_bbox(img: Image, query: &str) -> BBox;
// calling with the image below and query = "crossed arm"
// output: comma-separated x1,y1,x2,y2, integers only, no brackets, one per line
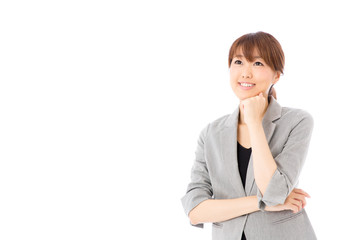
188,196,260,225
188,188,309,226
182,112,314,227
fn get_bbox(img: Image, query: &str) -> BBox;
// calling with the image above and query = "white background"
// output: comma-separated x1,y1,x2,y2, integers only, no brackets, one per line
0,0,359,239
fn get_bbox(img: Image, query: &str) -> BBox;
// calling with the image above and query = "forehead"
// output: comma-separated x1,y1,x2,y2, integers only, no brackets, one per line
234,47,263,59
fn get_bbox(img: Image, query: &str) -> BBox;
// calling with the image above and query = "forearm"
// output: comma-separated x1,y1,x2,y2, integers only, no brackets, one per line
189,196,260,225
247,122,277,195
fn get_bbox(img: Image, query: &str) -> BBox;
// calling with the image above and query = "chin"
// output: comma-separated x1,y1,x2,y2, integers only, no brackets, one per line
238,96,250,101
239,94,254,100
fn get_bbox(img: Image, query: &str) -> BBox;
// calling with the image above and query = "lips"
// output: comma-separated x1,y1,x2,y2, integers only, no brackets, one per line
239,82,256,85
238,82,256,90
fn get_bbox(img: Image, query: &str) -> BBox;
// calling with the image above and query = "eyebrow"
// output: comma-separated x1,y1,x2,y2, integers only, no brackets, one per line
235,54,263,59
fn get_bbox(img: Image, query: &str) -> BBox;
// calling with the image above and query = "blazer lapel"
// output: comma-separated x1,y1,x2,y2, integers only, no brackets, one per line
220,113,245,197
220,96,282,197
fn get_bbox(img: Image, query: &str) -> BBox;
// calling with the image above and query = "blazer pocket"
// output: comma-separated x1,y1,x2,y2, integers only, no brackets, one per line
212,222,223,228
271,210,304,225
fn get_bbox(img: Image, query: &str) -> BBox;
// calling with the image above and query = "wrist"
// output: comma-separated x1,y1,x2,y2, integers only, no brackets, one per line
250,195,261,212
247,121,262,129
247,122,263,133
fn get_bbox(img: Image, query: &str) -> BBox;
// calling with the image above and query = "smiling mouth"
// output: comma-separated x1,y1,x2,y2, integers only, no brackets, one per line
238,82,256,89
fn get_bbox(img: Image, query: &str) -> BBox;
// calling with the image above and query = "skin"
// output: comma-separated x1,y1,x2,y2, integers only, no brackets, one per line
189,48,311,225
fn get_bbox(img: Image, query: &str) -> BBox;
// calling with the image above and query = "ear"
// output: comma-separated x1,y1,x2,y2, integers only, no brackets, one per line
272,71,281,84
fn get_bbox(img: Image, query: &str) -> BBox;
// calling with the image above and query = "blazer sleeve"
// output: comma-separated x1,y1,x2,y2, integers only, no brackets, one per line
257,111,315,211
181,123,213,228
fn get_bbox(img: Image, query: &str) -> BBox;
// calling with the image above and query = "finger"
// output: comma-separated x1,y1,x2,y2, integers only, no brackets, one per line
295,193,306,202
301,198,307,207
290,199,302,212
293,188,305,194
293,193,305,203
294,189,311,198
291,203,300,213
294,197,306,208
294,193,306,202
298,189,311,198
292,194,306,209
295,201,302,212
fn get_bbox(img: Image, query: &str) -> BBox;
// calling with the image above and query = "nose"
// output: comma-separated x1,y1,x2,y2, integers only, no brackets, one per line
241,66,252,79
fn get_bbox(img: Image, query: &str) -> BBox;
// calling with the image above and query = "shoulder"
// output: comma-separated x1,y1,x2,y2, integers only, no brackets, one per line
209,112,233,131
279,106,314,129
198,112,232,138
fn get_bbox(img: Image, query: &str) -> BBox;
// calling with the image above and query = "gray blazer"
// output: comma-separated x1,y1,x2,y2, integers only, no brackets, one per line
181,95,317,240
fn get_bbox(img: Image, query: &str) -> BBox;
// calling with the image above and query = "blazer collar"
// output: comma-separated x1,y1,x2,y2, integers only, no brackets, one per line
220,95,282,197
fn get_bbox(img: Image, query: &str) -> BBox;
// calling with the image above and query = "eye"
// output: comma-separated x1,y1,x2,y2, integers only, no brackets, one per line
254,61,264,66
234,60,242,64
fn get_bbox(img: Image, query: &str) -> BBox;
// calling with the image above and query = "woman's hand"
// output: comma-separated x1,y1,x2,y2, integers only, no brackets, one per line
240,92,267,125
264,188,311,213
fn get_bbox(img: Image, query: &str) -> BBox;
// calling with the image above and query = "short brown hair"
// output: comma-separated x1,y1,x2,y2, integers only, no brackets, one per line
228,31,285,74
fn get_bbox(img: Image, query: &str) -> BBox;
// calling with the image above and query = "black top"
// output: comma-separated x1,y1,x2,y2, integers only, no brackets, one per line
237,141,251,187
237,141,251,240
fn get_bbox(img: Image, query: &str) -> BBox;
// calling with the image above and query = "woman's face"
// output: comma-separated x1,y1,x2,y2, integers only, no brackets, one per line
229,48,280,101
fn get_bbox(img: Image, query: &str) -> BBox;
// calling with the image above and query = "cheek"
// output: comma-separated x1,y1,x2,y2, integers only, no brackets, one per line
229,74,240,89
229,69,241,80
253,71,273,83
259,69,274,78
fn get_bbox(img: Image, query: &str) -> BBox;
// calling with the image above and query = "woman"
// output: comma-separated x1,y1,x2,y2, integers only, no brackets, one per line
180,32,317,240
